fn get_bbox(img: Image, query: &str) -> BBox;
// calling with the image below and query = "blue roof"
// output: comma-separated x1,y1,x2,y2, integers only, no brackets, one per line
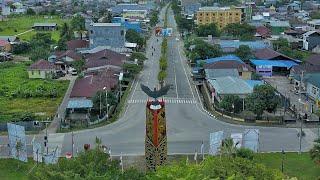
219,40,270,49
204,55,243,64
67,99,93,109
250,59,298,69
246,80,264,88
112,17,142,33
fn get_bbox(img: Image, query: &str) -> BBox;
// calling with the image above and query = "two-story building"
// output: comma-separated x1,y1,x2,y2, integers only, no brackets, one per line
89,23,125,48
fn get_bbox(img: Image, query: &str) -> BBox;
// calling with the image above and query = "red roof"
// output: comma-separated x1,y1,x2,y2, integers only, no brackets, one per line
254,48,294,61
56,50,82,61
256,26,271,38
66,40,89,50
0,39,9,46
29,59,57,70
204,60,254,72
70,69,119,98
85,49,126,69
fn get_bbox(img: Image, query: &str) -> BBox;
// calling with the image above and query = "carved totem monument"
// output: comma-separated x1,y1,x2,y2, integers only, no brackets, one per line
141,84,170,171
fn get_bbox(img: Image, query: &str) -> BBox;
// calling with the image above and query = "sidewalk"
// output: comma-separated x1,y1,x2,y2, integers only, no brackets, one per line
45,76,76,134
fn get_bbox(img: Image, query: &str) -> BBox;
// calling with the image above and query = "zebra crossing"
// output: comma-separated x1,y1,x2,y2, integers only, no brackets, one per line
128,98,197,104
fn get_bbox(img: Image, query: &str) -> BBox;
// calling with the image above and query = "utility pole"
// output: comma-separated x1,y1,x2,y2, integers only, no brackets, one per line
45,122,48,155
99,93,102,118
71,131,74,158
299,71,304,154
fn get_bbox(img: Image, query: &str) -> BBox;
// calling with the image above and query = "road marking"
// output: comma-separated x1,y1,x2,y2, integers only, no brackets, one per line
128,98,196,104
173,60,179,98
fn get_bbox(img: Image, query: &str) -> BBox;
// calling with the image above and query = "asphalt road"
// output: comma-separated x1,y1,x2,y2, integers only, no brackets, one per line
0,7,319,158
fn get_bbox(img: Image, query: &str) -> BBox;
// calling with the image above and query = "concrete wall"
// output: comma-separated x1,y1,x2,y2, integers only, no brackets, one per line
28,70,53,79
89,25,125,48
307,82,320,100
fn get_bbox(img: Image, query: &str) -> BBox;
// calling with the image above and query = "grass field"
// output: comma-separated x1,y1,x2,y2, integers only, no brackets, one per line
0,15,70,41
255,152,320,179
0,158,33,180
0,62,69,122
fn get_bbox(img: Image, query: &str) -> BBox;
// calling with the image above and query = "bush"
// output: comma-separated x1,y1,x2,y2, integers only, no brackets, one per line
236,148,255,160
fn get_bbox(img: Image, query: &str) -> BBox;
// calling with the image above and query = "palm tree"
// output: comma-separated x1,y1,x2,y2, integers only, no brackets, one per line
310,138,320,165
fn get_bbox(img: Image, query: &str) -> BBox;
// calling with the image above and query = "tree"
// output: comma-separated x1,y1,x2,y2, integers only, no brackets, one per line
29,33,52,61
272,38,290,51
149,10,159,27
123,63,142,77
246,84,279,118
92,91,117,114
310,138,320,165
193,40,222,60
219,95,243,113
196,23,220,37
29,146,144,179
130,52,147,64
26,8,36,15
223,23,255,40
72,59,85,74
220,138,237,157
125,29,144,48
70,15,85,39
235,45,252,62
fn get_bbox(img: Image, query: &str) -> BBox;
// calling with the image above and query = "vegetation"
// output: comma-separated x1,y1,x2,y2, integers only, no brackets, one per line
125,29,145,48
310,138,320,165
149,10,159,27
273,38,312,61
72,59,85,74
129,52,147,65
92,91,117,115
123,63,143,78
29,32,53,61
171,0,194,33
0,62,69,122
196,23,220,37
0,15,70,41
223,23,255,40
219,95,243,113
246,84,279,118
235,45,252,62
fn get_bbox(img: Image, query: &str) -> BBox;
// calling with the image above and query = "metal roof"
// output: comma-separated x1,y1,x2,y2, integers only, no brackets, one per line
67,98,93,109
246,80,264,88
205,69,239,79
219,40,270,49
33,23,57,27
205,55,243,64
250,59,298,69
208,76,253,95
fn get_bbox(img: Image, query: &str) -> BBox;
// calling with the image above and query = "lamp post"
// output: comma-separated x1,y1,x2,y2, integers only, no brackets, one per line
114,72,123,102
103,87,108,120
281,149,285,173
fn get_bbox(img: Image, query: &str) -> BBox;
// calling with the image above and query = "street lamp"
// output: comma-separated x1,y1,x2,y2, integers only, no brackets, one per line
298,98,305,154
103,87,108,120
114,72,123,102
281,149,285,173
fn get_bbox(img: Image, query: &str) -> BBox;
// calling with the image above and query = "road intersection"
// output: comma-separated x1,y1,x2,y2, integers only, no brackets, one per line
0,7,318,157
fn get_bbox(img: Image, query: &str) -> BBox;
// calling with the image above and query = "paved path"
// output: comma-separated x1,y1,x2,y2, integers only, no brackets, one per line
15,29,34,36
46,77,76,134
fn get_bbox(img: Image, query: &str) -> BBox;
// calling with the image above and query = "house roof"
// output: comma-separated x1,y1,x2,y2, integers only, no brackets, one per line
70,69,119,98
208,76,253,95
28,59,57,70
250,59,298,69
246,80,264,88
303,30,320,37
67,98,93,109
291,64,320,74
305,54,320,66
56,50,82,61
0,36,17,42
293,73,320,88
90,23,122,27
84,49,126,69
205,69,239,79
256,26,271,38
253,48,299,62
204,60,254,72
33,23,57,27
218,40,269,50
204,55,243,64
269,21,290,27
66,40,89,50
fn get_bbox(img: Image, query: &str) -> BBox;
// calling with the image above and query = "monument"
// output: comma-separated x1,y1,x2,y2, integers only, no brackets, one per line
141,84,170,171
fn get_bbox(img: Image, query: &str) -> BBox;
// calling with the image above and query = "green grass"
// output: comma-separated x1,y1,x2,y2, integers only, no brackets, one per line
0,15,70,41
0,158,34,180
255,152,320,179
0,62,69,122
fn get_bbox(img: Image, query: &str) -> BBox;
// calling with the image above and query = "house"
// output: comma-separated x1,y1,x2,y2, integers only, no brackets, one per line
0,40,11,52
33,23,57,31
255,26,271,39
307,19,320,30
110,3,151,15
66,40,89,51
207,76,257,102
253,48,299,62
28,59,58,79
305,73,320,102
89,23,125,48
205,69,239,79
303,31,320,51
287,1,301,11
84,49,127,72
305,54,320,66
268,20,290,35
250,59,298,77
204,60,253,80
70,68,120,98
0,36,20,43
112,17,143,33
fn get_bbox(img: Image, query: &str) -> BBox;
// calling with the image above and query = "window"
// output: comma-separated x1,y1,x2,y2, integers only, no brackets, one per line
199,13,203,16
312,86,317,95
38,70,40,75
239,72,242,76
206,13,209,16
90,30,94,34
229,13,232,16
31,71,34,75
236,13,239,16
121,30,124,36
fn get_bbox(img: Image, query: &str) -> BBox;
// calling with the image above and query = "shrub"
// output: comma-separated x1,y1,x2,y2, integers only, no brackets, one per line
236,148,255,160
